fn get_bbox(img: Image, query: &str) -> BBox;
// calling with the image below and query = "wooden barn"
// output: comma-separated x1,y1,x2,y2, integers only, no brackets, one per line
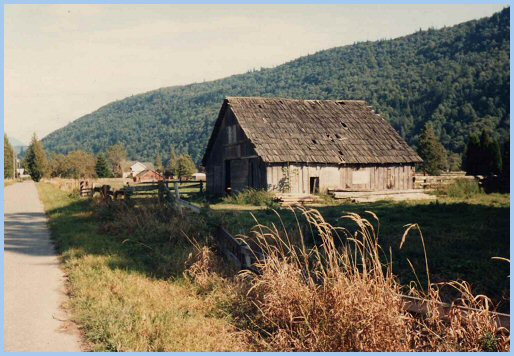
202,97,422,196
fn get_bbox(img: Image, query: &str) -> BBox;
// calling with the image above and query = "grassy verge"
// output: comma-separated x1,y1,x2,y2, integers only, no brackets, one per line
213,194,510,310
37,182,245,351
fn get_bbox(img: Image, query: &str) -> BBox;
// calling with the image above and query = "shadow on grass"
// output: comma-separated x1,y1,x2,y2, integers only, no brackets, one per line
44,197,202,284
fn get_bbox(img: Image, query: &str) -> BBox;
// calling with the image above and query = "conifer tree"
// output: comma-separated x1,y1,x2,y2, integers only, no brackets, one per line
480,130,502,175
463,134,481,175
500,141,510,192
24,133,48,182
463,130,502,176
95,154,112,178
417,123,447,175
155,150,164,173
168,147,178,173
4,134,15,179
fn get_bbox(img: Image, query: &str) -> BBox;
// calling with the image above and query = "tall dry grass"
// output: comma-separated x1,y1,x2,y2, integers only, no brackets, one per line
187,207,509,351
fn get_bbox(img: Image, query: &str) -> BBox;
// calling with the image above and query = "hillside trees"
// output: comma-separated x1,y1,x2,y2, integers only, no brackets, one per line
40,9,510,165
417,123,448,175
24,133,48,182
4,134,15,179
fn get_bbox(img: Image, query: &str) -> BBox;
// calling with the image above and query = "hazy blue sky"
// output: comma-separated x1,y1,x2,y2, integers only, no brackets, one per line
5,4,506,144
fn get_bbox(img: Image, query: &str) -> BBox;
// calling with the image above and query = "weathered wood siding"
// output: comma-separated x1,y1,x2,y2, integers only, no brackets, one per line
205,108,267,195
266,163,416,194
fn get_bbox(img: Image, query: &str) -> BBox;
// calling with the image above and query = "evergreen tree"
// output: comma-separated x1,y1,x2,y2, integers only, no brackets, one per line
417,123,448,175
168,147,178,173
4,134,15,179
155,150,164,173
463,134,481,175
95,154,112,178
463,130,502,176
500,141,510,192
176,154,196,180
24,133,48,182
480,130,502,175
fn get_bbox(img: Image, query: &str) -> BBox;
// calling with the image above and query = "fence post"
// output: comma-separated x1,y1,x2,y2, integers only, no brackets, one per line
199,181,204,194
174,181,180,199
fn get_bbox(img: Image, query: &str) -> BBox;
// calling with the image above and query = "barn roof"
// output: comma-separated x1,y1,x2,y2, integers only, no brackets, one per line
120,161,155,172
202,97,422,165
134,169,163,178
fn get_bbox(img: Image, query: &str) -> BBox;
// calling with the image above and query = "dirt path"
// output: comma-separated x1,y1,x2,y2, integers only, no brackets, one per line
4,181,82,352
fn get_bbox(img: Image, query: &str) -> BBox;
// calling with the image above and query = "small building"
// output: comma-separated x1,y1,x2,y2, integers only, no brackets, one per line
121,161,156,178
191,172,206,181
202,97,422,195
133,169,164,183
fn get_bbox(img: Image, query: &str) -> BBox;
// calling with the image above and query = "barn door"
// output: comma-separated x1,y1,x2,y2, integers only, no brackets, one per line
386,168,394,189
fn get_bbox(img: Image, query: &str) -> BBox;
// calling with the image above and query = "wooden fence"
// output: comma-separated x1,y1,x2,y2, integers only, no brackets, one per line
414,171,477,190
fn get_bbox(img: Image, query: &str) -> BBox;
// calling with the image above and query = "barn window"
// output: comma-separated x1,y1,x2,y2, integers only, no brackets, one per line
227,125,237,144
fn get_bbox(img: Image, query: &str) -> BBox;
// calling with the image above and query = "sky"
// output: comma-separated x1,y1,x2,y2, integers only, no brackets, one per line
5,4,507,145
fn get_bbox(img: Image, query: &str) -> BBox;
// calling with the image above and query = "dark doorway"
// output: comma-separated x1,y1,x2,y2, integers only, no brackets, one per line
225,160,232,193
309,177,319,194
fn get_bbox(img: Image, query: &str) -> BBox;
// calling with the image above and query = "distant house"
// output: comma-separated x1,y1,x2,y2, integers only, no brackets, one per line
120,161,156,178
133,169,164,183
202,97,422,195
191,172,206,181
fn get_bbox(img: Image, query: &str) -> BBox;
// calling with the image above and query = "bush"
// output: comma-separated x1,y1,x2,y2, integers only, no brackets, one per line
440,179,483,198
222,189,275,206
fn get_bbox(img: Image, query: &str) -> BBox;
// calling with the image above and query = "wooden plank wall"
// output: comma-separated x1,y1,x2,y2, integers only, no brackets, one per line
266,164,416,194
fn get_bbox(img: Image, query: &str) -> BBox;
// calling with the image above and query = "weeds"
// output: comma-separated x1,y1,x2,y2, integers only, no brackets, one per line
187,207,510,351
222,189,276,207
437,179,483,198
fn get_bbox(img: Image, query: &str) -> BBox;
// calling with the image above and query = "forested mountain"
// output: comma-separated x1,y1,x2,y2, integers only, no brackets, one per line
42,8,509,164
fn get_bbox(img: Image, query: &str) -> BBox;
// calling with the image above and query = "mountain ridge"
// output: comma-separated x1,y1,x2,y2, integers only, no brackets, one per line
42,8,509,164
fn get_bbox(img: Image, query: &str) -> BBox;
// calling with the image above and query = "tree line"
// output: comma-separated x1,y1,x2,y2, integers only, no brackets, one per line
417,123,509,191
22,134,197,181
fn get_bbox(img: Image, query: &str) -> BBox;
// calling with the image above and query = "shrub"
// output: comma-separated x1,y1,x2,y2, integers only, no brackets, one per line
222,189,275,206
440,179,483,198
